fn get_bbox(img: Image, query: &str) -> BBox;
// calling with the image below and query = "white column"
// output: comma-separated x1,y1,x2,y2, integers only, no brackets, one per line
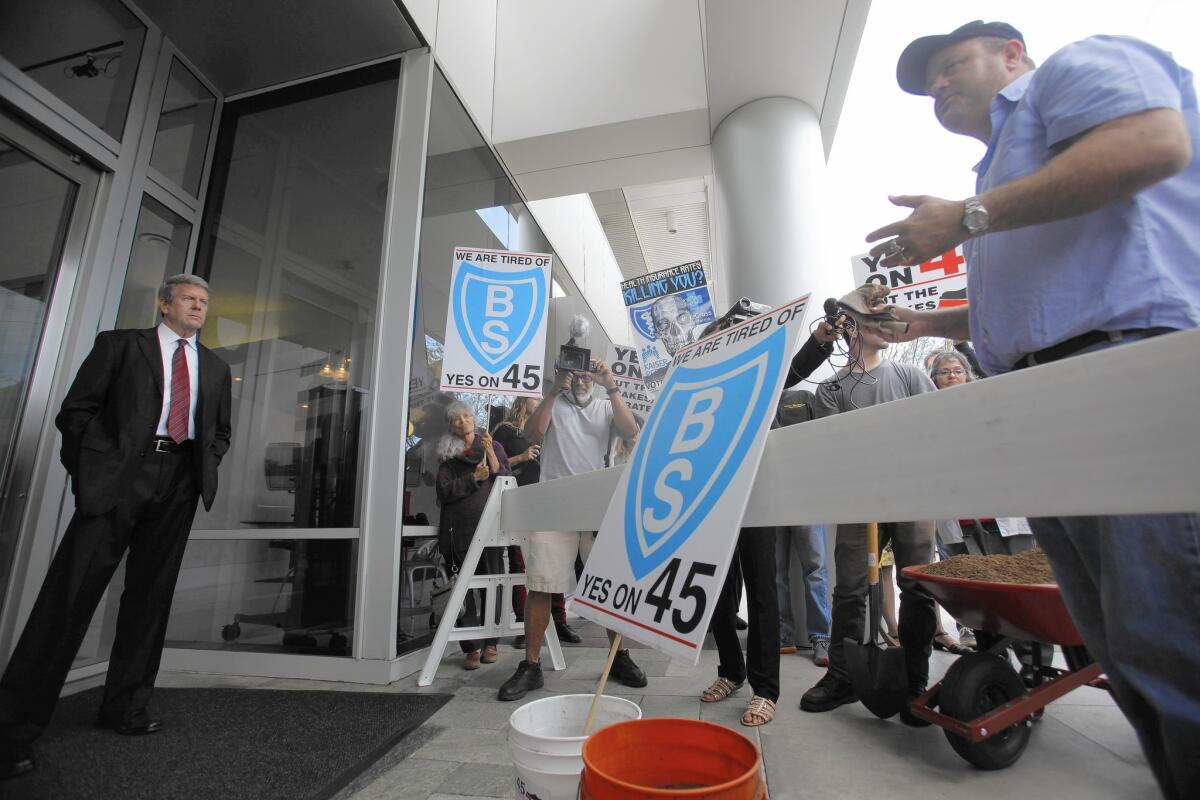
711,97,835,314
355,50,434,664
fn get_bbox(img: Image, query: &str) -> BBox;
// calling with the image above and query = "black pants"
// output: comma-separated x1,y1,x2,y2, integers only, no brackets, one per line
711,527,780,702
455,546,502,654
828,522,936,688
0,447,199,742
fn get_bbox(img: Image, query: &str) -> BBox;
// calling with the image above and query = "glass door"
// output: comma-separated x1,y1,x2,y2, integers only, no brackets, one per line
0,112,100,616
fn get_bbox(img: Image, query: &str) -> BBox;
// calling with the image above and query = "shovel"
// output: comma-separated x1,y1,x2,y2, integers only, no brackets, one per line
844,522,909,719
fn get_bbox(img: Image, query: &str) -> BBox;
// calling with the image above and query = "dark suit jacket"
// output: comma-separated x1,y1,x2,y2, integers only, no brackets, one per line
55,328,232,516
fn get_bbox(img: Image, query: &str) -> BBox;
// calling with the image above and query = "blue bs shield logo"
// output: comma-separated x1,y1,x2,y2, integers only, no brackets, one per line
623,326,786,580
452,261,546,373
629,302,657,340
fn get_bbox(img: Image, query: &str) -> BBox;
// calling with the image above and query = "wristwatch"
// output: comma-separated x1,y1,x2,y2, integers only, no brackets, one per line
962,196,990,236
606,385,620,395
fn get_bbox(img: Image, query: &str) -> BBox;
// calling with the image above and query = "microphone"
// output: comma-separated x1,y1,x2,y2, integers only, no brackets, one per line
823,297,839,322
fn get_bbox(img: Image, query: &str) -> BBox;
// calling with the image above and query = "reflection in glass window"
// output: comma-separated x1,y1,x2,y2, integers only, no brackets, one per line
192,62,400,532
476,206,515,248
115,194,192,329
398,71,614,654
0,0,146,141
165,539,357,657
150,58,216,196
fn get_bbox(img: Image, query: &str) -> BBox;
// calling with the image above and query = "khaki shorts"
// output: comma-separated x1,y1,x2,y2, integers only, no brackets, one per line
524,530,596,594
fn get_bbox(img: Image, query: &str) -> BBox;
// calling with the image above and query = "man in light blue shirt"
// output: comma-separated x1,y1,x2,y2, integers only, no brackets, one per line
864,21,1200,798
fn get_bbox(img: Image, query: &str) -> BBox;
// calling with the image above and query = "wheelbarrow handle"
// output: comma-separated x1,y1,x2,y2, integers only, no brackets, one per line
866,522,880,586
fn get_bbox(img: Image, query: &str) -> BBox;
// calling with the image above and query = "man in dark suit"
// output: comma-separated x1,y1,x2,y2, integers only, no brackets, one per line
0,274,231,779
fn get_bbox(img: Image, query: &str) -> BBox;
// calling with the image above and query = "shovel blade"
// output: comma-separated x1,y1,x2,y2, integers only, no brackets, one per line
845,639,909,719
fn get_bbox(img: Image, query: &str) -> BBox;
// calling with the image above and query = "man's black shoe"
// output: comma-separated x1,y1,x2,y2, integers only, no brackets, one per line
498,660,544,701
800,672,859,712
1,743,34,780
610,649,648,688
899,687,932,728
554,621,582,644
512,635,526,649
735,616,749,631
94,710,162,735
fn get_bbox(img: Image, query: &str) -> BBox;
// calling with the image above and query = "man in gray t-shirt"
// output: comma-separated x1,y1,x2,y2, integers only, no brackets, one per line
498,363,643,701
538,381,615,481
811,347,935,417
800,326,939,727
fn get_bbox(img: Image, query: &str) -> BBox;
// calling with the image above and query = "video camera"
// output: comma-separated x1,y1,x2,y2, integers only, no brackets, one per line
699,297,771,339
555,343,595,374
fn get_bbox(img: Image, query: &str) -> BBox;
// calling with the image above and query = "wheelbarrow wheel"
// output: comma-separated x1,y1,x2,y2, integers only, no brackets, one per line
940,652,1033,770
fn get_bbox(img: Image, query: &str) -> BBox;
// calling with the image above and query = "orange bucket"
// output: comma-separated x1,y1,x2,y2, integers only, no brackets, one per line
579,718,766,799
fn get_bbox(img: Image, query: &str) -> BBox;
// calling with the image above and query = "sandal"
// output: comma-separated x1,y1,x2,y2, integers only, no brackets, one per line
700,676,742,703
933,632,972,656
741,695,775,727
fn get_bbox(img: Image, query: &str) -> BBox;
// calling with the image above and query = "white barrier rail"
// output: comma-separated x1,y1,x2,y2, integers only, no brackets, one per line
499,329,1200,532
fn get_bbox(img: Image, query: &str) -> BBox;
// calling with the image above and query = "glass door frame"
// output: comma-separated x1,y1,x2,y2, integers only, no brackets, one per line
0,113,102,654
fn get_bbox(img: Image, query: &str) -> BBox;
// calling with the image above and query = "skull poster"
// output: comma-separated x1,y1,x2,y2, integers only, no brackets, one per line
620,261,715,395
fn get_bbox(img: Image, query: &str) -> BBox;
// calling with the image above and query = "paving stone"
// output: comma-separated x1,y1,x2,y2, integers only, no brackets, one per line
435,762,518,798
348,756,460,800
411,727,512,766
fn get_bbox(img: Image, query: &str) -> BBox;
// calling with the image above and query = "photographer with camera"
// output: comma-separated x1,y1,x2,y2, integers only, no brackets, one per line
497,359,644,701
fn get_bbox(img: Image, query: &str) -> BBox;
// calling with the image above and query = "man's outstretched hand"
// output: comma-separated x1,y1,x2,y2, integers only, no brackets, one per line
866,194,969,269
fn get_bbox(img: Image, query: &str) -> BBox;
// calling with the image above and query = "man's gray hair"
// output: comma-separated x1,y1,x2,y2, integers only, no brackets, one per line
159,273,211,303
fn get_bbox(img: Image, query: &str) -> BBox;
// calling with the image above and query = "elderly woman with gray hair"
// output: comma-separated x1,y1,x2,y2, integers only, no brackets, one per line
435,400,511,669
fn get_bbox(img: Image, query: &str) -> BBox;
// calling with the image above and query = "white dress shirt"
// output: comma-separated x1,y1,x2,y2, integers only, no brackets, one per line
155,323,199,440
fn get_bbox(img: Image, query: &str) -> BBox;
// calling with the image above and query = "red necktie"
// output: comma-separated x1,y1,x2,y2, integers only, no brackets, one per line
167,339,190,443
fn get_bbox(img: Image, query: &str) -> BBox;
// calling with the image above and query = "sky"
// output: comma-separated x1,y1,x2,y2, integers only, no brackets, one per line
824,0,1200,276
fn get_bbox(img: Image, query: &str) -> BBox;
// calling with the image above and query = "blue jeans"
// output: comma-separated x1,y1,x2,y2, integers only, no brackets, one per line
1030,514,1200,800
775,525,831,644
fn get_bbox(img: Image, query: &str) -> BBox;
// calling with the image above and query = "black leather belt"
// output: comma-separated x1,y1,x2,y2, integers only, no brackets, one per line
1012,327,1175,369
151,437,192,453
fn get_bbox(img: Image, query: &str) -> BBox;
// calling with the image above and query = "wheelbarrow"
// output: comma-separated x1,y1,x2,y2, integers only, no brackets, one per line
901,564,1109,770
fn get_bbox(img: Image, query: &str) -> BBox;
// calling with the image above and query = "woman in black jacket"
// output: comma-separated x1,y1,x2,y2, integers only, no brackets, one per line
435,400,511,669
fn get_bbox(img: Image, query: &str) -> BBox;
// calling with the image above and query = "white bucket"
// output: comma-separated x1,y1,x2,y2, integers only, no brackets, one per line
508,693,642,800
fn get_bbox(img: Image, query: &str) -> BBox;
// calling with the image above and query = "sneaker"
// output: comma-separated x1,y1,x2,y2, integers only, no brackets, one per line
463,650,482,670
800,672,858,712
555,621,583,644
498,660,544,701
812,638,830,667
958,627,977,650
480,644,498,663
779,643,799,655
610,649,648,688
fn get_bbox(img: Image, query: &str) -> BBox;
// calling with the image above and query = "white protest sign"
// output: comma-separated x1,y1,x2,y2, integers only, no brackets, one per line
441,247,552,397
573,296,811,662
605,343,655,418
850,247,968,312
